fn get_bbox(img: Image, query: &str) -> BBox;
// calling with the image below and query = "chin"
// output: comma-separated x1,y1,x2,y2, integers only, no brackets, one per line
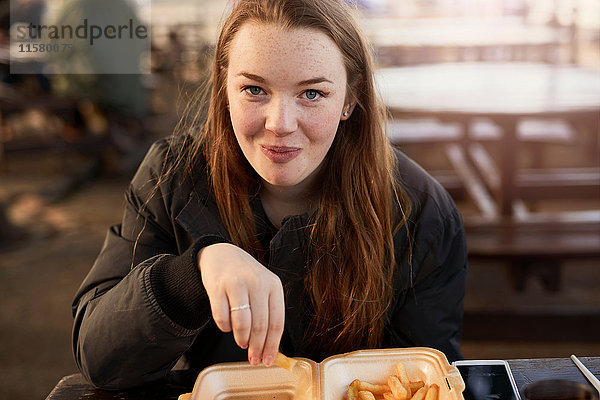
257,164,307,188
263,176,302,187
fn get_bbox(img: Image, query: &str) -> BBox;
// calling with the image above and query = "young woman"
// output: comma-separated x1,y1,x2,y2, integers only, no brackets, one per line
72,0,467,389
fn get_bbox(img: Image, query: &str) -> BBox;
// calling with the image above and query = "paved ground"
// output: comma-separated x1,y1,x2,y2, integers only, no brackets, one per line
0,167,131,399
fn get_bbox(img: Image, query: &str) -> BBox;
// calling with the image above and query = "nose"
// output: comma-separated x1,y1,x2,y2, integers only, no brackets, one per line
264,97,297,136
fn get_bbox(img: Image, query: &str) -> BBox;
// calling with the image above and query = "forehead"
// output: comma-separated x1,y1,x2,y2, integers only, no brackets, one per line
227,22,346,84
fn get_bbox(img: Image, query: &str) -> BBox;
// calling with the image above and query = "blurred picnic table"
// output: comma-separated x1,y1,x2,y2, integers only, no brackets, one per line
377,62,600,218
376,62,600,297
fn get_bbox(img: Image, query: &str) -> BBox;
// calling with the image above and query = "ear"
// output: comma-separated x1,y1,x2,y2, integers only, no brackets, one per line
340,101,356,121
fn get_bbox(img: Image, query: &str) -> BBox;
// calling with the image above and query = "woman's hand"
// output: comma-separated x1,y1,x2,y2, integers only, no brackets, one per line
197,243,285,366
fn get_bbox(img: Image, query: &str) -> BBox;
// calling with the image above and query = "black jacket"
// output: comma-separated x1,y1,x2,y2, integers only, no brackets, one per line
72,136,467,389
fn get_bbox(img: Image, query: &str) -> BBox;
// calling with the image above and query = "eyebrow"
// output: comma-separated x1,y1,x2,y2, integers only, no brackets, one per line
238,72,266,83
237,72,333,86
297,77,334,86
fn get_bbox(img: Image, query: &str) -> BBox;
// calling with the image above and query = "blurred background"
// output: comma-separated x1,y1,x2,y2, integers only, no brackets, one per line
0,0,598,398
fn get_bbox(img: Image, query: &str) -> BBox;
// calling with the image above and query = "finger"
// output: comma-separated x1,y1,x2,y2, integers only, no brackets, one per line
261,283,285,366
210,291,232,333
247,288,269,366
227,290,251,350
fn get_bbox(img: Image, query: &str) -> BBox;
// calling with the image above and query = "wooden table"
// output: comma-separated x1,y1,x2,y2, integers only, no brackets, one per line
361,17,568,64
360,16,575,66
46,357,600,399
376,62,600,218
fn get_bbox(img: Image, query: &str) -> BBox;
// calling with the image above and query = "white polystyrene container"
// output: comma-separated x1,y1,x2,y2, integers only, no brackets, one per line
185,347,465,400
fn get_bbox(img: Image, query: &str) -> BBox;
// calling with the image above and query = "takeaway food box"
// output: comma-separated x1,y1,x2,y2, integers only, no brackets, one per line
180,347,466,400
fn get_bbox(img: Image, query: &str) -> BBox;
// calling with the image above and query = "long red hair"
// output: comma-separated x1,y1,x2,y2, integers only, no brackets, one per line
177,0,412,355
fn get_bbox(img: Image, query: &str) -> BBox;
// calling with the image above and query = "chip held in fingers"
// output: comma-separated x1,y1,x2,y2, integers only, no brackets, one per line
272,352,297,371
344,360,440,400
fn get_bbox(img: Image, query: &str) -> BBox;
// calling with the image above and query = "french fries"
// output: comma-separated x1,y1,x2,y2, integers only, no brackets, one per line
359,391,377,400
358,381,389,395
383,393,396,400
410,387,428,400
347,379,360,400
410,381,425,396
388,376,409,400
395,361,411,391
344,361,440,400
273,352,297,371
425,384,439,400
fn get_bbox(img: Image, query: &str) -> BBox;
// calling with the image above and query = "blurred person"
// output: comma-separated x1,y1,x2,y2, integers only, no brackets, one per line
1,0,50,90
49,0,147,118
71,0,467,389
154,27,185,81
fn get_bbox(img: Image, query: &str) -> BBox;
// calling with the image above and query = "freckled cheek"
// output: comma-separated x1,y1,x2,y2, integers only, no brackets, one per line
231,106,263,141
303,112,341,144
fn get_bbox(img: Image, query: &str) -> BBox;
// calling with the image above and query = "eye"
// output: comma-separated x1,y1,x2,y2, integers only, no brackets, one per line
243,86,264,96
304,90,321,100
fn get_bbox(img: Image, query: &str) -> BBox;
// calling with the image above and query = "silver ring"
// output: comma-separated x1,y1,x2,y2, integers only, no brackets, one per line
230,304,250,312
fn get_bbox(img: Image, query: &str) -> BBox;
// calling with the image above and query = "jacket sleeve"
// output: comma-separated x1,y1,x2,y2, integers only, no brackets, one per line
387,207,468,362
71,140,225,389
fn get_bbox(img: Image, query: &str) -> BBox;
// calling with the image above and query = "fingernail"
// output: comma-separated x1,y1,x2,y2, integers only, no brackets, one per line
249,356,258,366
263,355,274,366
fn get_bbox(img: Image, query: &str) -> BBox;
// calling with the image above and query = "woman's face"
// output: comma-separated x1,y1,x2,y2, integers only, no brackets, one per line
226,22,351,190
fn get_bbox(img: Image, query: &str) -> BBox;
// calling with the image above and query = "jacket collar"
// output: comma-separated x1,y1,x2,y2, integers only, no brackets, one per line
175,191,231,241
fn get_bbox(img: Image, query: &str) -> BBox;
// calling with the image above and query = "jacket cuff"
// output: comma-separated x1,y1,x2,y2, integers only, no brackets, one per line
150,235,229,330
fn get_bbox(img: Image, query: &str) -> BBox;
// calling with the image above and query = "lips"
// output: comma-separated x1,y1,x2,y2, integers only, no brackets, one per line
260,145,301,163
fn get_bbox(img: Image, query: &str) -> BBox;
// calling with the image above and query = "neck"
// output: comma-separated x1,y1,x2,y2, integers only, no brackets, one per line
260,181,316,228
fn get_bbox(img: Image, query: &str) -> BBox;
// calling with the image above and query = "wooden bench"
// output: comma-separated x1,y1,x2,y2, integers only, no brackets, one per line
469,117,575,143
463,307,600,341
439,143,599,206
464,211,600,292
388,117,576,146
431,167,600,202
440,142,600,293
387,118,463,144
388,117,599,296
516,167,600,200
